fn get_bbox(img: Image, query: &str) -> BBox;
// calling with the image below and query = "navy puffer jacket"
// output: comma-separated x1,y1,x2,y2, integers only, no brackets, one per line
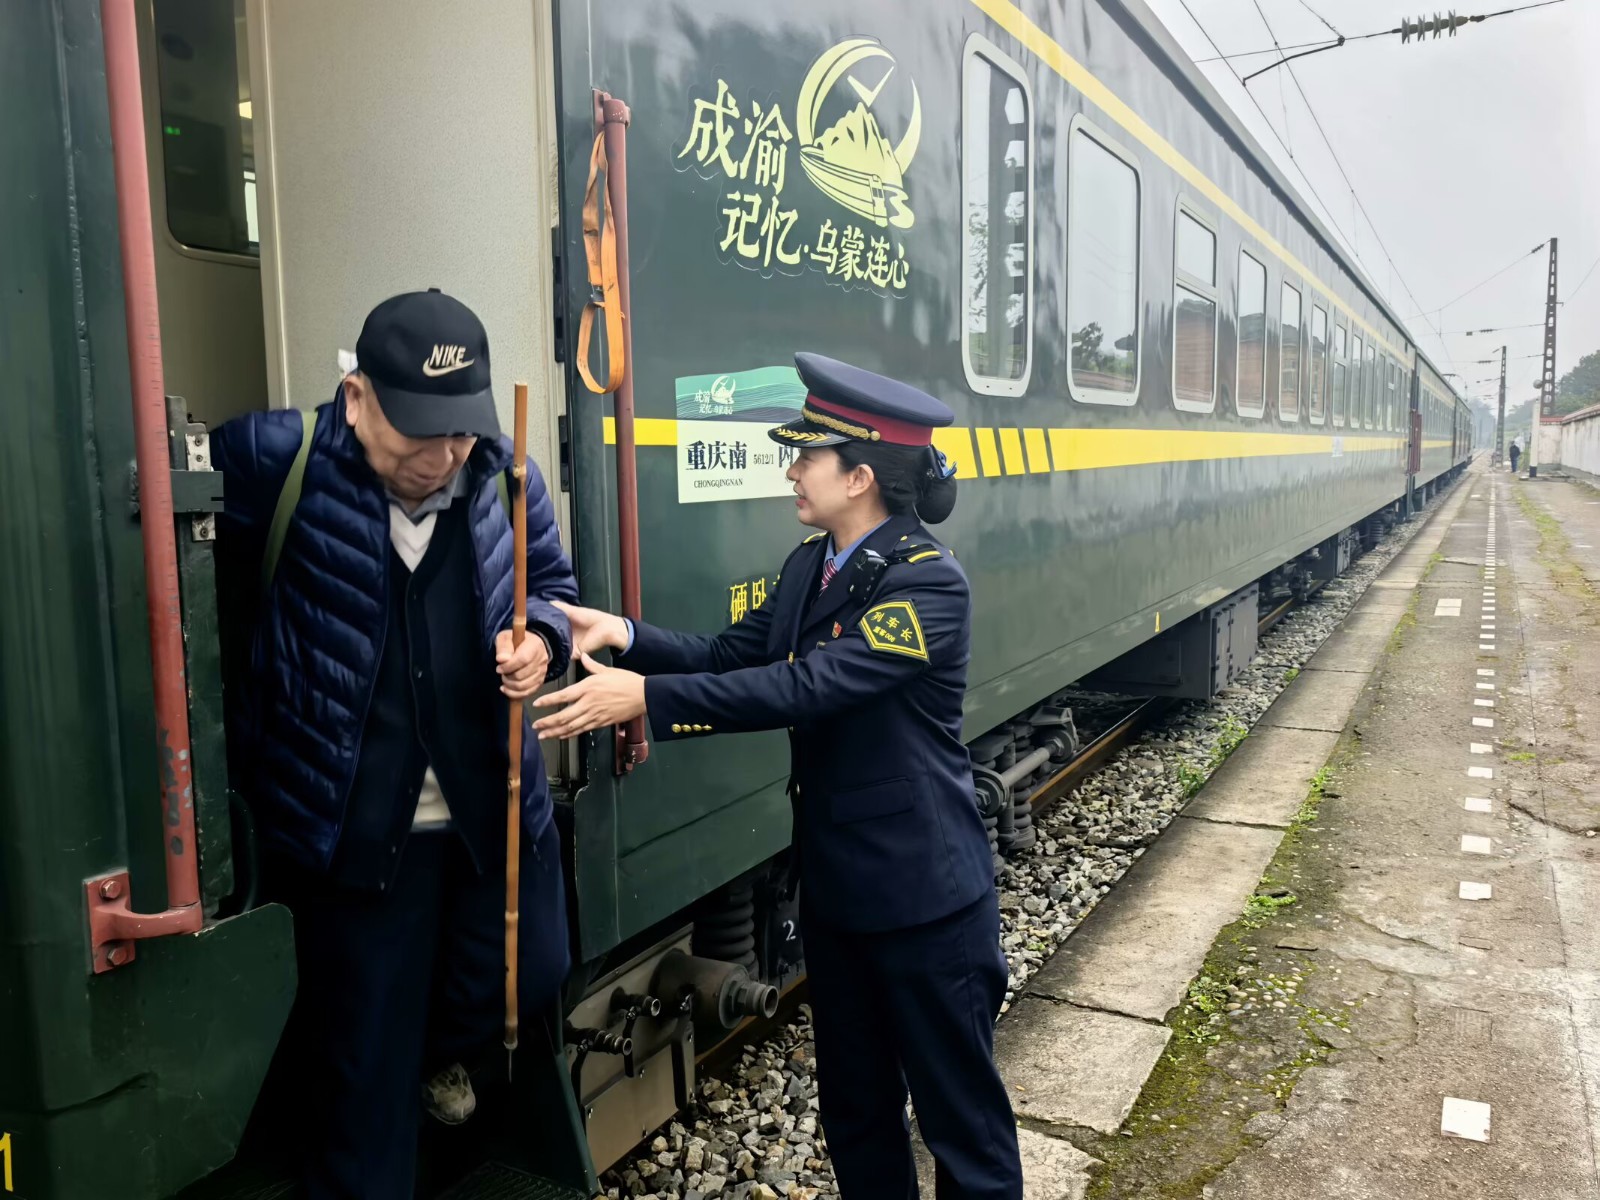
210,400,577,870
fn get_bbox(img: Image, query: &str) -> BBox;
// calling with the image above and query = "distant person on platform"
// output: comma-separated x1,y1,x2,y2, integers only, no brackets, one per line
1510,434,1523,474
211,289,576,1199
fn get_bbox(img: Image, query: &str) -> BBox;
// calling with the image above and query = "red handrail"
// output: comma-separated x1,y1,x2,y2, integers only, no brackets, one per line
595,91,650,774
88,0,203,972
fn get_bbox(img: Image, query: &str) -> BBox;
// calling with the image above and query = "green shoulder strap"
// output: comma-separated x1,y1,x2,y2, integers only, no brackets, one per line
260,409,315,599
259,417,514,600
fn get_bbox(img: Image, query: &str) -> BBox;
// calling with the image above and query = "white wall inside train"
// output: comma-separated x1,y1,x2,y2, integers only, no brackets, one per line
246,0,564,471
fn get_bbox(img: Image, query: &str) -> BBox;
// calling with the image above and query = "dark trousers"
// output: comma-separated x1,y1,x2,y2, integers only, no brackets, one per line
802,892,1022,1200
1510,448,1521,472
258,819,569,1200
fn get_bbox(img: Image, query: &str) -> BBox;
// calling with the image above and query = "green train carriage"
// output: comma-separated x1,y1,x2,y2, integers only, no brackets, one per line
0,0,1471,1195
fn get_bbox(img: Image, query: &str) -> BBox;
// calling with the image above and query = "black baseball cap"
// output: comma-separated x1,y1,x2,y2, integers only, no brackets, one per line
354,289,501,438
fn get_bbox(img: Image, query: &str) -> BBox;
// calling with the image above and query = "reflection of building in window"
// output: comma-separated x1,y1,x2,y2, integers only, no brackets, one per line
1280,283,1302,420
154,0,257,257
1332,325,1348,425
962,48,1030,388
1350,334,1365,428
1365,343,1377,429
1069,130,1139,399
1173,210,1216,409
1309,306,1328,421
1236,250,1266,416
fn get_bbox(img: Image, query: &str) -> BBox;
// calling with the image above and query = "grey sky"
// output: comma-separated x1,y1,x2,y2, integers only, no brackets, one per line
1142,0,1599,413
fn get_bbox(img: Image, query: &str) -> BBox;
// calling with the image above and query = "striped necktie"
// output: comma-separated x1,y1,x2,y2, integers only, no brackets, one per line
818,556,838,594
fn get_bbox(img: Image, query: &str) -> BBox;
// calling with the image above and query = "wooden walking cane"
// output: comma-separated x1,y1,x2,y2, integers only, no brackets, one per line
505,381,530,1075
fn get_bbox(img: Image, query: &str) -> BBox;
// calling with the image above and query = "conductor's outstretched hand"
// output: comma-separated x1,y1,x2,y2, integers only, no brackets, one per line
552,599,629,656
533,652,646,740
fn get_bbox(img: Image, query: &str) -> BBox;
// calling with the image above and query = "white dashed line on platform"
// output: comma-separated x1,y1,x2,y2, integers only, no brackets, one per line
1478,669,1495,676
1470,743,1493,754
1464,796,1492,813
1468,766,1494,779
1441,1097,1492,1143
1476,699,1495,707
1473,717,1495,728
1461,834,1493,855
1459,882,1493,901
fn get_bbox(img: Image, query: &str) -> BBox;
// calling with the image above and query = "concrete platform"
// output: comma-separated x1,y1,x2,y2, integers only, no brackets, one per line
994,1000,1170,1133
991,469,1475,1197
1082,463,1600,1199
1017,1129,1098,1200
1024,817,1284,1021
1185,727,1342,824
1255,669,1371,734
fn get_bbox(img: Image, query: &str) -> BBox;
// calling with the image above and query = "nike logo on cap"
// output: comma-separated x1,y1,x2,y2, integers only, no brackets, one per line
421,344,475,377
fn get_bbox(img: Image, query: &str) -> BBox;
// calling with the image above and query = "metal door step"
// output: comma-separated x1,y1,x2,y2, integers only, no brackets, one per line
435,1162,588,1200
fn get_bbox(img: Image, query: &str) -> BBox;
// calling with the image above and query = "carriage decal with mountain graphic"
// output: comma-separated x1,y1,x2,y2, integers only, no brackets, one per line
675,36,920,296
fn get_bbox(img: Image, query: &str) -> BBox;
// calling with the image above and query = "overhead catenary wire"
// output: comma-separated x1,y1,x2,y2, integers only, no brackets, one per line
1195,36,1336,63
1178,0,1461,378
1228,0,1569,80
1563,252,1600,303
1174,0,1363,277
1403,242,1548,320
1239,0,1461,376
1294,0,1343,38
1442,322,1547,335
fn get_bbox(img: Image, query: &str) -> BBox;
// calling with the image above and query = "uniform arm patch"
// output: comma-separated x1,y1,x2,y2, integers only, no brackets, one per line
859,599,928,660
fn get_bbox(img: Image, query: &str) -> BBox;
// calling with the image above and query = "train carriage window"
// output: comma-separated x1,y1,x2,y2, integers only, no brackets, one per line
1386,359,1398,431
1332,324,1347,425
962,39,1033,395
1350,333,1364,428
1068,120,1141,404
1369,340,1382,428
1235,250,1267,418
1280,282,1302,421
1309,305,1328,423
153,0,258,257
1172,206,1217,411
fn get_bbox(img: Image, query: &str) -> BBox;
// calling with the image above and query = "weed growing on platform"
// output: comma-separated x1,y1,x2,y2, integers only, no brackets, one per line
1241,891,1298,929
1215,715,1248,761
1177,762,1207,798
1282,667,1300,684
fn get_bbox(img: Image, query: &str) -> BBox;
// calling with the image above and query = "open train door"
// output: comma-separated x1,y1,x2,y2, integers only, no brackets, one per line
240,1,593,1193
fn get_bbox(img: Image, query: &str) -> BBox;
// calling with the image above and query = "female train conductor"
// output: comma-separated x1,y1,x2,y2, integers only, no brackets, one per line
536,353,1023,1199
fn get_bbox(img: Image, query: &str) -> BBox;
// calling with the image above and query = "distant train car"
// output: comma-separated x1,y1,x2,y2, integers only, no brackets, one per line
1,0,1469,1195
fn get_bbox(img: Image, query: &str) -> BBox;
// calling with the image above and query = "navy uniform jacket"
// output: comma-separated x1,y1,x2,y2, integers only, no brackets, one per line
618,514,993,933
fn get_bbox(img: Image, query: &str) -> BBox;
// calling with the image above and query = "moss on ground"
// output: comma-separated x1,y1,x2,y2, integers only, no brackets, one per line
1081,751,1352,1199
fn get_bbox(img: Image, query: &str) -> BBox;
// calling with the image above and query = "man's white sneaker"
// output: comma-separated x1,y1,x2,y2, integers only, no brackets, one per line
423,1062,476,1125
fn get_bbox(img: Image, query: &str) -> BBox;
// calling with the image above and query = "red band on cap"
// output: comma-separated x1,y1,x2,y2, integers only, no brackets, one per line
805,395,932,446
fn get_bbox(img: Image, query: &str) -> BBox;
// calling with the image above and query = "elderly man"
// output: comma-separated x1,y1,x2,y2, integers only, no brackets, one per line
211,289,576,1198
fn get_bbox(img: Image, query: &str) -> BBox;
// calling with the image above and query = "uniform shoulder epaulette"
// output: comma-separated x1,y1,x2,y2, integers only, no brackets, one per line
887,537,944,566
802,531,826,544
